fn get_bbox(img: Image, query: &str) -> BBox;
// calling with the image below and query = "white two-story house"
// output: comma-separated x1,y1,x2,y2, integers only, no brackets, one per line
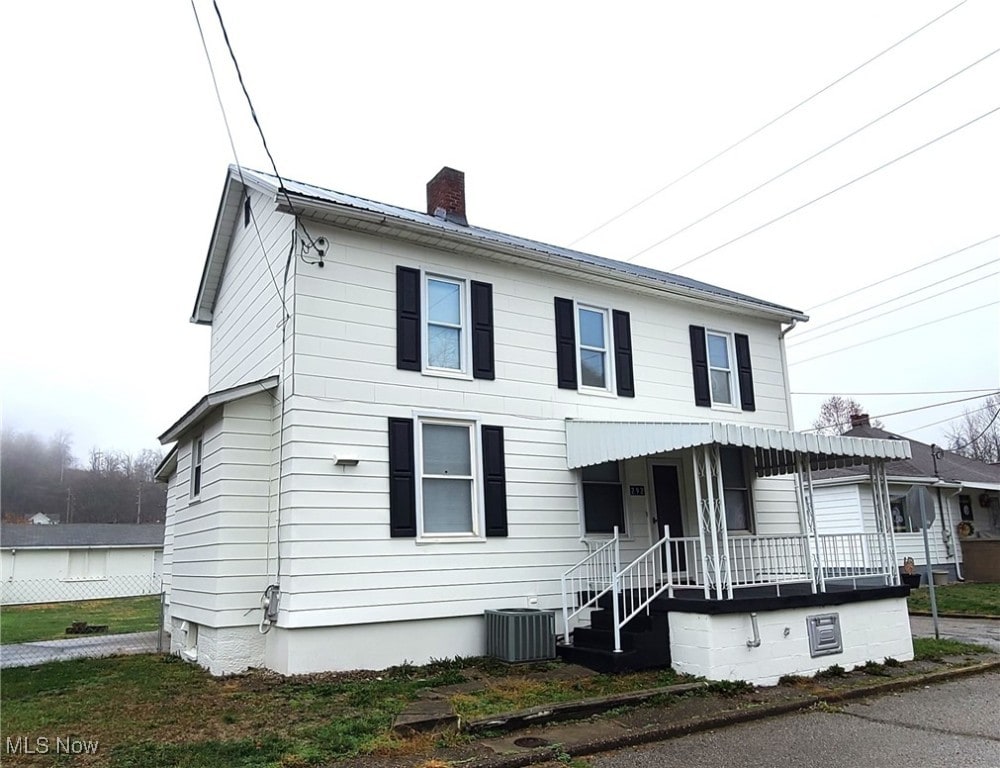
156,165,914,684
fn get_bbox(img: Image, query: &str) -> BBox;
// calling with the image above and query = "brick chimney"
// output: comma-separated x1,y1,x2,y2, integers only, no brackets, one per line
426,167,467,226
850,413,871,428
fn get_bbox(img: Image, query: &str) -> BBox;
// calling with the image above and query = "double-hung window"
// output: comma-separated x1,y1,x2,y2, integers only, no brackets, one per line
419,420,477,536
553,297,634,396
689,326,755,411
191,437,203,499
720,446,753,532
425,276,467,373
577,305,612,391
397,266,495,380
706,331,735,407
581,461,626,535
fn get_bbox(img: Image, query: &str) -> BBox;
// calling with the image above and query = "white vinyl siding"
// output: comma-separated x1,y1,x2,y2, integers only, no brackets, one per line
260,224,798,629
208,189,294,391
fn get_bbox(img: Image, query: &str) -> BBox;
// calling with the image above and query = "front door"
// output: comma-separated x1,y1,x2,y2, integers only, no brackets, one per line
651,464,685,570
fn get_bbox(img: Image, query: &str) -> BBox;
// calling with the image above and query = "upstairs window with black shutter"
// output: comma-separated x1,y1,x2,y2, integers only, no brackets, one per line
396,266,495,380
689,326,755,411
554,297,634,397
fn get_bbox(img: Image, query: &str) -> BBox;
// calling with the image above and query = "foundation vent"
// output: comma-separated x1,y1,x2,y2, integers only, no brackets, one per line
806,613,843,657
485,608,556,662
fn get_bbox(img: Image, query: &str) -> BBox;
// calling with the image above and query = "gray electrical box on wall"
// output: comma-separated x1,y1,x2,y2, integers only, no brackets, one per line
807,613,843,657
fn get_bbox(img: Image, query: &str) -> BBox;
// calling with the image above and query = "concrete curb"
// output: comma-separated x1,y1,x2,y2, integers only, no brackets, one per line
464,660,1000,768
464,682,707,734
908,611,1000,620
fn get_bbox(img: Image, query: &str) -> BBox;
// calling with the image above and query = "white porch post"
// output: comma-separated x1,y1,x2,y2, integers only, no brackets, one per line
876,461,900,585
802,455,825,593
692,447,712,599
793,452,818,594
711,444,734,600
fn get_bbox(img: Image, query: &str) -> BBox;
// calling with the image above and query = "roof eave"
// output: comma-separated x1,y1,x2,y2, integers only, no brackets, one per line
154,445,178,482
278,192,809,324
158,375,278,444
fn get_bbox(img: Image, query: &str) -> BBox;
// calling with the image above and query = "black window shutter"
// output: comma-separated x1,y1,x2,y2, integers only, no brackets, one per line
471,281,495,380
387,418,417,537
734,333,756,412
612,310,635,398
554,297,578,389
482,425,508,537
396,267,421,371
689,325,711,407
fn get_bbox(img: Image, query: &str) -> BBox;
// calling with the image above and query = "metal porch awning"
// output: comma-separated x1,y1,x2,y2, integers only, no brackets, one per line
565,420,911,476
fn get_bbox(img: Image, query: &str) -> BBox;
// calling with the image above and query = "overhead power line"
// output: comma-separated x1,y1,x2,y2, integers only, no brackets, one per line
567,0,969,247
804,391,999,432
626,46,1000,263
667,105,1000,272
788,299,1000,365
211,0,319,250
908,402,997,434
787,266,1000,347
805,233,1000,312
950,406,1000,451
190,0,287,317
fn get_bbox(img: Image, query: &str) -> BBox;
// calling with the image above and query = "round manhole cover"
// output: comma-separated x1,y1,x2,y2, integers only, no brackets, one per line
513,737,552,748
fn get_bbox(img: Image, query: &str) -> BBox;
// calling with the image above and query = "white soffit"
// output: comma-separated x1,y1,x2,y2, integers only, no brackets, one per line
565,421,912,476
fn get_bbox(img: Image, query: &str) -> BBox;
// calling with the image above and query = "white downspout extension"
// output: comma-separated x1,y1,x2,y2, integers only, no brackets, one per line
746,612,761,648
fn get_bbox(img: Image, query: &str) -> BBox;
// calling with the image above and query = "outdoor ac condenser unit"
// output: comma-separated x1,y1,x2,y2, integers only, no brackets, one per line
484,608,556,662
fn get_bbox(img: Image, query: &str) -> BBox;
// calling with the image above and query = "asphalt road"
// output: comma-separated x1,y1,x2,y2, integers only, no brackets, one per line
910,614,1000,651
590,671,1000,768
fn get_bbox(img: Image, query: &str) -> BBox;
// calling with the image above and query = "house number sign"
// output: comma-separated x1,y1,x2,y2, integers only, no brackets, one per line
629,485,645,496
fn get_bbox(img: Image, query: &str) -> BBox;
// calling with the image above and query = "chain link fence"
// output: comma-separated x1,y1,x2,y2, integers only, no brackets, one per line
1,575,164,668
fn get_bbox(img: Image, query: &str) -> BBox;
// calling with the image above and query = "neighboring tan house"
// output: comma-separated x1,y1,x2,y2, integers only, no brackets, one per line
155,165,915,684
0,523,164,604
812,415,1000,584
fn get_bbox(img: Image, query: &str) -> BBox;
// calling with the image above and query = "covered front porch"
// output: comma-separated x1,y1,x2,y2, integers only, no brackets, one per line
559,420,914,678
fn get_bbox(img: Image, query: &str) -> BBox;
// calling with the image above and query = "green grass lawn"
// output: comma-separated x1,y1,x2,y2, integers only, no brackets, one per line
907,582,1000,616
911,636,992,661
1,595,161,644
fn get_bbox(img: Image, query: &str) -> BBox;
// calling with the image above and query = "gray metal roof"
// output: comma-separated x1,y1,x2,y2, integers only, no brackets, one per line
811,425,1000,487
0,524,165,549
194,165,807,324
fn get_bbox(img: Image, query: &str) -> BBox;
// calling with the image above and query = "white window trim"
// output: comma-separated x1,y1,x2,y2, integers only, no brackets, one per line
705,329,739,410
422,273,472,380
414,413,485,542
190,436,204,501
579,461,629,538
575,302,615,396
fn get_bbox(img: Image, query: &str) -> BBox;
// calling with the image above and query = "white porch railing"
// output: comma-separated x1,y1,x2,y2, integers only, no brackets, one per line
560,530,898,653
560,528,620,642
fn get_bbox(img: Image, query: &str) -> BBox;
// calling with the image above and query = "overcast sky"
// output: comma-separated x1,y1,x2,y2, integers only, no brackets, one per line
2,1,997,463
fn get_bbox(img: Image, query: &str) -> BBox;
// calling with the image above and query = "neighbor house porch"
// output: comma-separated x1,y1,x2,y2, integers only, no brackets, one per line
558,421,915,680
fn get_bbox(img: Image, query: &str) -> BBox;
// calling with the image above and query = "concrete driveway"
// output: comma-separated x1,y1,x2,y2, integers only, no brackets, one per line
0,630,164,668
909,614,1000,652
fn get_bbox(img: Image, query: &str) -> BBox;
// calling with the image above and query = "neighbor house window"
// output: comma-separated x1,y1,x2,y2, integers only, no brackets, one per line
890,492,929,533
418,420,477,536
65,549,108,580
582,461,625,534
577,305,613,391
720,446,753,532
706,331,736,407
191,437,203,499
425,276,467,373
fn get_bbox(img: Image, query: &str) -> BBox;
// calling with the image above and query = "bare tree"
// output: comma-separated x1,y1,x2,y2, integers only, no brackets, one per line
947,395,1000,463
812,396,883,436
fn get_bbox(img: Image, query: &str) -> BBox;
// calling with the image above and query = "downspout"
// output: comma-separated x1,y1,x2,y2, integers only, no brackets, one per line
943,485,965,581
778,320,798,430
746,612,761,648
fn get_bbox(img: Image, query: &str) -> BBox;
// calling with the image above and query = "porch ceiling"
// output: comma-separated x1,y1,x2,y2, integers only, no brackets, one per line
565,420,912,476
